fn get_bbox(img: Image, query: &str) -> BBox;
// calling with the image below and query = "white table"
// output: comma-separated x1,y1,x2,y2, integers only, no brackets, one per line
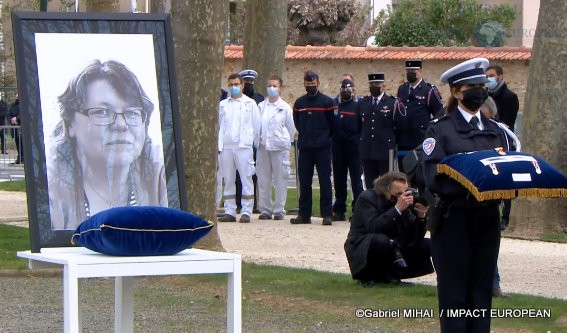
17,247,242,333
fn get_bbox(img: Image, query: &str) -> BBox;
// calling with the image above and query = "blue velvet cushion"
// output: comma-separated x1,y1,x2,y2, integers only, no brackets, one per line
437,150,567,201
71,206,214,256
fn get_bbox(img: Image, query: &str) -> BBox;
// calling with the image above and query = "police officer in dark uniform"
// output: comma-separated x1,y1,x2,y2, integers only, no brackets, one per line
422,58,511,333
234,69,264,214
358,73,405,189
396,60,443,155
331,79,363,221
291,70,336,226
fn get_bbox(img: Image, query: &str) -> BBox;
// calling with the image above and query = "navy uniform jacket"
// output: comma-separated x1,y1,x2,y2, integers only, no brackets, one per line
397,80,443,150
357,94,405,161
293,92,337,149
422,111,511,200
333,99,360,142
344,189,433,279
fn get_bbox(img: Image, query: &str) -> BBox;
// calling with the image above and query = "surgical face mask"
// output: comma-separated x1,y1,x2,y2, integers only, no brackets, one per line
369,86,382,97
486,77,498,90
267,86,279,97
460,86,488,111
243,82,254,96
229,86,241,97
305,85,318,96
406,72,418,83
340,90,352,101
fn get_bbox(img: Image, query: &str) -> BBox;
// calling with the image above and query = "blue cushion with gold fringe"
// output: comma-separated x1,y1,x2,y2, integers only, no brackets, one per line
437,149,567,201
71,206,214,256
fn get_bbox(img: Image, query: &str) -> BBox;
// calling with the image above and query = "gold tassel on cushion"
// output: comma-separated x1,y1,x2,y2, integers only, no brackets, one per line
438,165,567,200
518,188,567,198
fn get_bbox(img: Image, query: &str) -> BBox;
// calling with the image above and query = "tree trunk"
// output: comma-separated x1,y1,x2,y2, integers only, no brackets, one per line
170,0,227,250
508,0,567,238
85,0,119,11
243,0,288,87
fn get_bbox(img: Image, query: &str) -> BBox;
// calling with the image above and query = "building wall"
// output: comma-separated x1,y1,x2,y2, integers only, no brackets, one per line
521,0,540,47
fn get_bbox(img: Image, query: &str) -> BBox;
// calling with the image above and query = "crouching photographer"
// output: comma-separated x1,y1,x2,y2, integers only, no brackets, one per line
344,171,434,286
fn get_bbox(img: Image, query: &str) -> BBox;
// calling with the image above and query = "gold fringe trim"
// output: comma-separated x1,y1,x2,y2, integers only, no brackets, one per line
518,188,567,198
437,164,567,201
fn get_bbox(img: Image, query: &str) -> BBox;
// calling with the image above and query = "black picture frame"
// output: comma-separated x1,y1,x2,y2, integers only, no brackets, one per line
12,12,186,252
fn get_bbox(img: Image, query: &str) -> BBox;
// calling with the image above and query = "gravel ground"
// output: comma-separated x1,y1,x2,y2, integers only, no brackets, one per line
218,216,567,301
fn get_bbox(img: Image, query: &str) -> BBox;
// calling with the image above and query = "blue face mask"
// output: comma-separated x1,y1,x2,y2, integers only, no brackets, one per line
267,86,279,97
230,86,241,97
486,77,498,90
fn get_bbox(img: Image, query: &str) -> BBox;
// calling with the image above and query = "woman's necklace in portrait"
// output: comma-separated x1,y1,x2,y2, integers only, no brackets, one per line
83,184,137,218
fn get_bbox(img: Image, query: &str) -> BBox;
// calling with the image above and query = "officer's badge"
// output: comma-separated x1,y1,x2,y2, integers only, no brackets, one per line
423,137,436,155
334,109,339,116
381,106,391,113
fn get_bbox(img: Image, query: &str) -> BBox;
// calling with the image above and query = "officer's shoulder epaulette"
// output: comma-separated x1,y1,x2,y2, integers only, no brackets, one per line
430,115,448,124
426,82,437,88
361,95,373,102
390,95,398,100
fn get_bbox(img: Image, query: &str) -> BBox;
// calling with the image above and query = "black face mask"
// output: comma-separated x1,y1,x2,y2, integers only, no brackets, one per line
369,86,382,97
305,86,318,96
461,87,489,111
389,195,399,206
340,90,352,101
406,72,418,83
243,82,254,97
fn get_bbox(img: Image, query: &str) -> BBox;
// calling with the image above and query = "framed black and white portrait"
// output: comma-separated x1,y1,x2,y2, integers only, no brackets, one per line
12,12,186,252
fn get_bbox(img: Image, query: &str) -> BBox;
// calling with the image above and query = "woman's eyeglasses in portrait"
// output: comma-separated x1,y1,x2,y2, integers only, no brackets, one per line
78,107,147,126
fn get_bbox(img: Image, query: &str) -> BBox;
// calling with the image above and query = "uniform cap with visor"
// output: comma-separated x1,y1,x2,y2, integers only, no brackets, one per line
405,60,422,69
340,79,355,89
440,58,489,87
367,73,385,82
239,69,258,81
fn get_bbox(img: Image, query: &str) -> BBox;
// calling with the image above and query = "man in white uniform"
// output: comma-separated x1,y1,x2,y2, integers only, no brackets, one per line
256,74,296,220
218,73,261,223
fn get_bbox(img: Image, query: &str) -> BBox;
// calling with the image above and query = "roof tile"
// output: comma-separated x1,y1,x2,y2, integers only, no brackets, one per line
226,45,531,61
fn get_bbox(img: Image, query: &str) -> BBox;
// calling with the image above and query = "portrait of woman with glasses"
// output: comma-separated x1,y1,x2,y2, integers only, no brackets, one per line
47,59,168,230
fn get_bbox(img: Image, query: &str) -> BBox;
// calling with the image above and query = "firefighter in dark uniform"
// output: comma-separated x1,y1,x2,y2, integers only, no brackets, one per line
396,60,443,163
358,73,405,189
234,69,264,214
422,58,511,333
291,70,337,226
331,79,363,222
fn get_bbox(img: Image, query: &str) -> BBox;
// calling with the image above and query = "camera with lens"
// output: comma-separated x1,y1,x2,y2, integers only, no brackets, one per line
408,187,427,205
408,188,419,201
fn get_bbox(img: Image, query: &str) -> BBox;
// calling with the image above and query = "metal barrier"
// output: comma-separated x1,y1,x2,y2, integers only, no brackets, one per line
0,125,25,181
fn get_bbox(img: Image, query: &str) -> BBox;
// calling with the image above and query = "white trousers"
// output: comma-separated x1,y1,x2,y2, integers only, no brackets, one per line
220,148,255,216
256,147,291,216
215,156,223,207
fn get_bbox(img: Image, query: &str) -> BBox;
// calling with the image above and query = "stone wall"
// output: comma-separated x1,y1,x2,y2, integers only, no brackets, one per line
224,57,529,119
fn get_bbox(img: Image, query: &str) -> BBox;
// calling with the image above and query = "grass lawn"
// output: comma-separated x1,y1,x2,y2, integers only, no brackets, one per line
2,224,567,332
285,187,353,218
0,179,26,192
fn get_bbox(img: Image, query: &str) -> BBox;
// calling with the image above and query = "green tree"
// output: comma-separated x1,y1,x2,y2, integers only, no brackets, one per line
288,0,356,45
508,0,567,238
229,0,371,46
374,0,516,46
